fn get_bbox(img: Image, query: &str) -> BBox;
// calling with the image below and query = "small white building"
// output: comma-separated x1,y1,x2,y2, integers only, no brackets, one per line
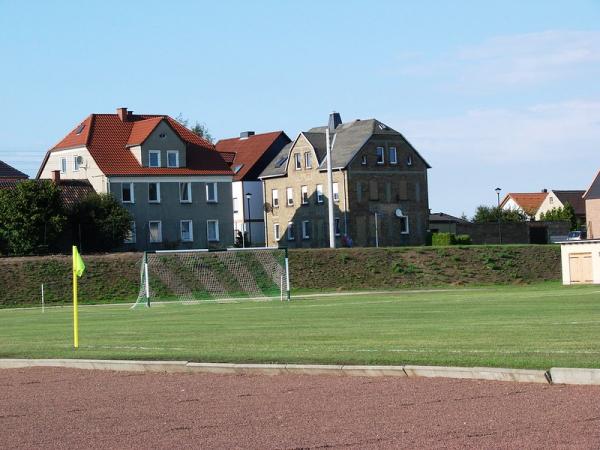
216,131,291,246
560,240,600,285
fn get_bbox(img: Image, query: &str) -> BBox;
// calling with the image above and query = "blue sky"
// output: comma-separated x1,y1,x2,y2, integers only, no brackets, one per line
1,0,599,216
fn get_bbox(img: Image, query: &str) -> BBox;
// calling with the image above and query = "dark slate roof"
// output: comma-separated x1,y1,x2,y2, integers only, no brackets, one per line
259,141,294,178
552,190,586,216
429,212,470,224
0,179,95,207
0,160,28,179
259,118,430,179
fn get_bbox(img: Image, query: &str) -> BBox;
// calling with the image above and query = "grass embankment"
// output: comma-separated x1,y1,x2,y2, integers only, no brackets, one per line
1,284,599,369
0,245,561,307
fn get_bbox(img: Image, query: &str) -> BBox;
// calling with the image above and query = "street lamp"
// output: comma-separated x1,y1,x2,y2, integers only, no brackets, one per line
495,187,502,244
245,192,252,247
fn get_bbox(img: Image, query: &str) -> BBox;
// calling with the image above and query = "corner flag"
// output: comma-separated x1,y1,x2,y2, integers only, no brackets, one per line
72,246,85,348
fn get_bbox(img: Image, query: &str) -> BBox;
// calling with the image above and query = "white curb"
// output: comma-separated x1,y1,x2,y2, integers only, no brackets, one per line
403,365,549,384
549,368,600,385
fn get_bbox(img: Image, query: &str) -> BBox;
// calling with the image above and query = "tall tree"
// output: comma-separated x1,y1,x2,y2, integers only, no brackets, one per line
175,114,214,143
0,180,66,254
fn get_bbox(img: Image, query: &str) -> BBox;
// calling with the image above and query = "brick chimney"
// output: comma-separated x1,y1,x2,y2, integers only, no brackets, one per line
117,107,129,122
51,170,60,183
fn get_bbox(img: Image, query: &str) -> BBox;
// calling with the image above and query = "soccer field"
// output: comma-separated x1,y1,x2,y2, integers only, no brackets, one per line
1,283,599,369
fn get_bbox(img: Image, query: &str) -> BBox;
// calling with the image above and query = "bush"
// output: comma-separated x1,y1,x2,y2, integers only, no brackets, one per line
432,233,456,246
455,234,471,245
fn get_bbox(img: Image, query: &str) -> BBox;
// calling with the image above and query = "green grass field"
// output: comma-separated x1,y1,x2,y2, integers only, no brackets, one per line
1,283,599,369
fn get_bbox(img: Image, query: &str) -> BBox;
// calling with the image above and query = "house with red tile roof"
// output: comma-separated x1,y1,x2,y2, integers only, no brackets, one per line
37,107,234,250
216,131,290,246
500,192,548,219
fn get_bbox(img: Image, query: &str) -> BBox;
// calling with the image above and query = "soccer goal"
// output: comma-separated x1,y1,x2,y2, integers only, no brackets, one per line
132,247,290,308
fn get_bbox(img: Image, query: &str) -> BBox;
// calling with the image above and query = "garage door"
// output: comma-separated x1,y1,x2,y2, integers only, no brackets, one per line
569,253,593,284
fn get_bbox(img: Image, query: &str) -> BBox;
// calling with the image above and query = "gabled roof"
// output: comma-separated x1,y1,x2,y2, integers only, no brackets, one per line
215,131,290,181
501,193,548,215
429,212,470,224
259,117,430,179
258,141,294,179
583,170,600,200
551,190,586,216
0,160,28,179
39,111,232,178
0,179,94,207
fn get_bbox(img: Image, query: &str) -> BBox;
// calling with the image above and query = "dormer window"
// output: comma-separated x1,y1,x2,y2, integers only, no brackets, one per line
149,151,160,168
167,151,179,168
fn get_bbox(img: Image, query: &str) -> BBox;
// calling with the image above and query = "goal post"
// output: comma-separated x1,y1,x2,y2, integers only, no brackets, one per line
132,247,290,308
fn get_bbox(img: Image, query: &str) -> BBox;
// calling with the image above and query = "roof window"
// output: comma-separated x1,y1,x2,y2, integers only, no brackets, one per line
75,124,85,135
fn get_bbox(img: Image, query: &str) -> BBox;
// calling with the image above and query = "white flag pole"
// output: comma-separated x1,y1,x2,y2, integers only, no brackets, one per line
326,127,336,248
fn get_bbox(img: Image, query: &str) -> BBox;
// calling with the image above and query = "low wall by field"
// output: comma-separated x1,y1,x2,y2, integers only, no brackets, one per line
0,245,561,307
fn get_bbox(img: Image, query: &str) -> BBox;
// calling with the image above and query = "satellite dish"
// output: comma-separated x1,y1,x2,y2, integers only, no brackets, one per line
395,208,403,218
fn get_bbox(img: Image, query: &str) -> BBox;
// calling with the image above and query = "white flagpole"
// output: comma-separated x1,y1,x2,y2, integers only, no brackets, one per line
326,127,336,248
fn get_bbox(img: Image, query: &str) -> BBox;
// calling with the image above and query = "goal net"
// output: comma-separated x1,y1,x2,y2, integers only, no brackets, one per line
132,247,290,308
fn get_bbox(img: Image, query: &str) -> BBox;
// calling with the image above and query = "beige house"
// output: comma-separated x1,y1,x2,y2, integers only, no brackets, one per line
583,170,600,239
535,190,586,224
259,113,430,248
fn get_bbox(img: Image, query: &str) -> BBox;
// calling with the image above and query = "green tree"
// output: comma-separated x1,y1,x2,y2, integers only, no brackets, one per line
539,202,579,230
0,180,66,255
69,193,133,252
175,114,214,143
472,205,527,223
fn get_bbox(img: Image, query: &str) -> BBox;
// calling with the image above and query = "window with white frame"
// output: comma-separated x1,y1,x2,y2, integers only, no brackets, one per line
301,185,309,205
180,220,193,242
361,155,367,165
302,220,310,239
148,182,160,203
272,189,279,208
316,184,324,203
148,151,161,167
124,222,136,244
286,187,293,206
399,213,409,234
179,182,192,203
294,153,302,170
207,220,219,242
149,221,162,243
304,152,312,169
167,150,179,168
333,182,339,202
389,147,397,164
376,147,385,164
60,157,67,174
274,223,280,240
407,154,413,166
73,155,81,171
334,217,341,236
287,222,295,240
122,182,134,203
206,182,218,202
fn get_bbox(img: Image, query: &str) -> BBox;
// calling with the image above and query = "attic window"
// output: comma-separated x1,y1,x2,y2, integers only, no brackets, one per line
232,164,244,174
378,123,387,130
75,124,85,135
159,133,166,139
274,156,288,168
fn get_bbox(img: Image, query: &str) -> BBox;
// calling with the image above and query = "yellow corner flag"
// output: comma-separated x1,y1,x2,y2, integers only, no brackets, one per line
72,246,85,348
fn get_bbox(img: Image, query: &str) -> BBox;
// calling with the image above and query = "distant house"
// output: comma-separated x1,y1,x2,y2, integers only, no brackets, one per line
0,173,94,209
216,131,291,246
535,190,586,224
429,212,470,234
500,192,548,219
259,112,431,248
37,107,234,250
583,170,600,239
0,160,28,179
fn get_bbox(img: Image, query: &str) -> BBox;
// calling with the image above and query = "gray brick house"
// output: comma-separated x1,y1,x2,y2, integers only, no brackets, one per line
37,107,234,250
259,113,431,248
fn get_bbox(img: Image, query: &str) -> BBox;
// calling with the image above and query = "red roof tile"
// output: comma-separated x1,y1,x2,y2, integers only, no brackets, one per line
501,193,548,215
50,112,231,177
215,131,289,181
